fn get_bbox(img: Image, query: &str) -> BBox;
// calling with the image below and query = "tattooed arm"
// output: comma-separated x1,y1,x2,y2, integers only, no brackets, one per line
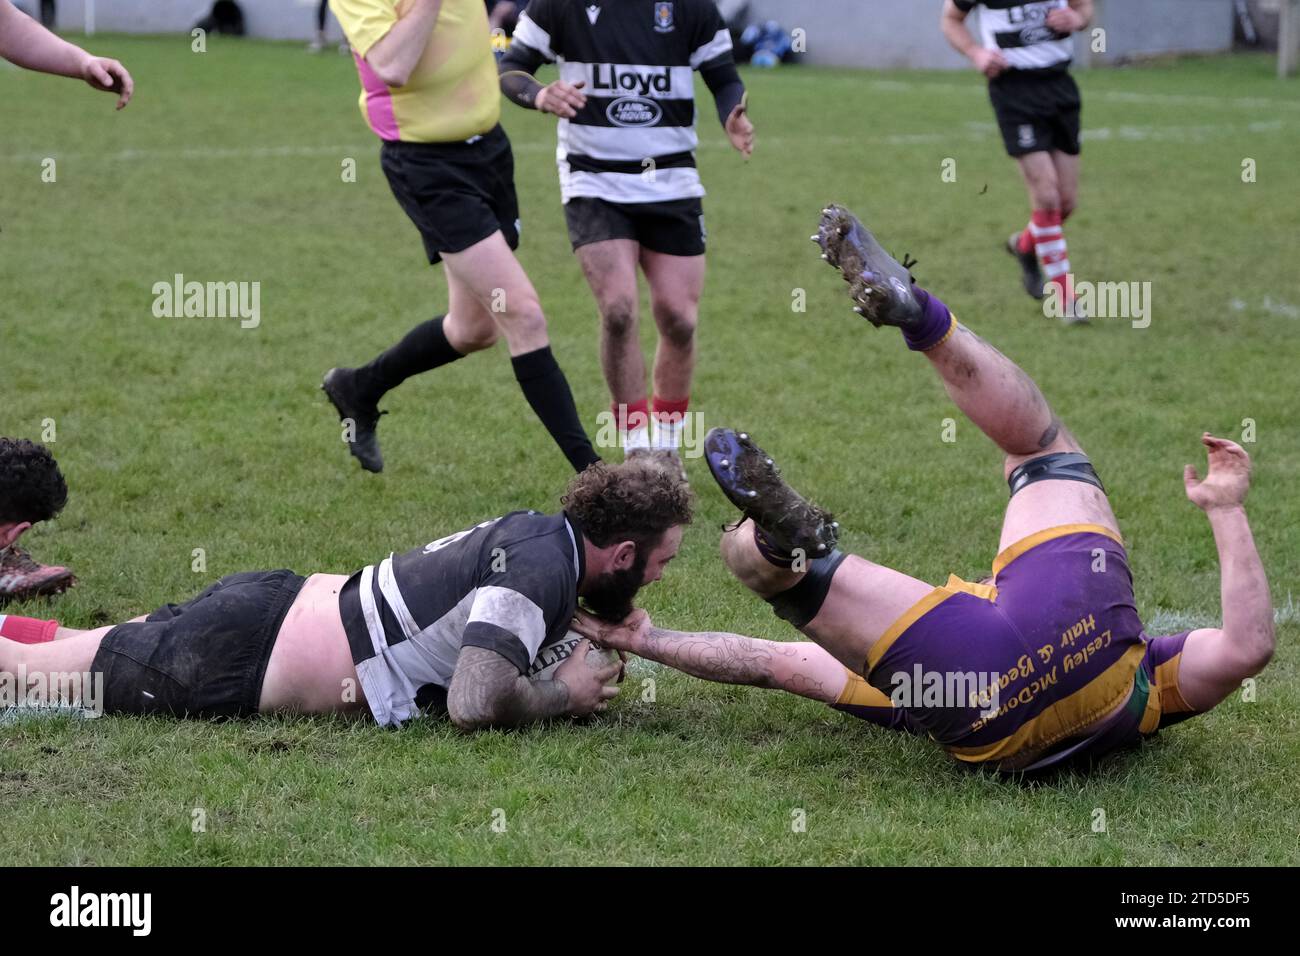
446,643,620,731
573,611,847,704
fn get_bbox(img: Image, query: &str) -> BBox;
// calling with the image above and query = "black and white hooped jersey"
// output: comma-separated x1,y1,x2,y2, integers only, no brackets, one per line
955,1,1074,72
510,0,735,203
339,510,585,727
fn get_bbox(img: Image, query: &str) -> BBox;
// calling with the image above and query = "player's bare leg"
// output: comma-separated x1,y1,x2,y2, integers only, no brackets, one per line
718,517,932,674
1011,152,1081,321
442,231,550,356
1051,150,1079,222
577,239,645,403
325,231,598,473
2,575,366,715
815,204,1119,548
576,238,652,454
443,266,501,355
442,233,600,471
920,316,1119,547
1016,151,1061,216
0,627,112,707
640,250,703,458
705,427,931,673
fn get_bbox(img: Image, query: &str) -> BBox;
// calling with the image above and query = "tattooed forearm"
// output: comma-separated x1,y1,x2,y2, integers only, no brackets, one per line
639,628,830,701
447,645,571,730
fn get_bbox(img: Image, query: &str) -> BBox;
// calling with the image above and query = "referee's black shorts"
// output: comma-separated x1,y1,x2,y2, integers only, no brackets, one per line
380,124,521,264
988,67,1082,158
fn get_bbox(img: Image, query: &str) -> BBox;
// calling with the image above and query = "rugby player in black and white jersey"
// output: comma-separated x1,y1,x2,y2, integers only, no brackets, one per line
941,0,1092,321
498,0,754,468
1,461,691,730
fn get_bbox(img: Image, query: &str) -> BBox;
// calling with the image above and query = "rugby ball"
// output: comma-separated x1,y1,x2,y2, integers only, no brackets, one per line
528,629,621,684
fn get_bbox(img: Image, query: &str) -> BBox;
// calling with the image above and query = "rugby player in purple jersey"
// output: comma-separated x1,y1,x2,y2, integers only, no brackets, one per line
576,205,1275,774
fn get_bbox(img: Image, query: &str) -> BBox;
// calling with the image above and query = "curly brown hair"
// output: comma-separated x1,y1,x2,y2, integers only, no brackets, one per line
0,438,68,526
561,459,693,549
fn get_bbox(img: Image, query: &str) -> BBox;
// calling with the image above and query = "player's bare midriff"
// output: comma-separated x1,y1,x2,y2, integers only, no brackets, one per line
259,573,369,715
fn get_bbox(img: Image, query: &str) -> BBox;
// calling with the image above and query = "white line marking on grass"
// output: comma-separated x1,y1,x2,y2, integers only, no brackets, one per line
857,77,1300,113
1230,296,1300,319
3,118,1285,166
0,143,373,164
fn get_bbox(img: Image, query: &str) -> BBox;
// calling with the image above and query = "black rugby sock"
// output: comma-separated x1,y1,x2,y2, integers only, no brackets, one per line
511,346,601,473
355,315,463,404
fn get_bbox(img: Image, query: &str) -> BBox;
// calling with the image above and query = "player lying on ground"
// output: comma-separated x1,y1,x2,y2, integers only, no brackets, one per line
0,0,133,108
322,0,600,474
580,206,1275,774
0,460,690,729
941,0,1090,320
499,0,753,466
0,439,76,607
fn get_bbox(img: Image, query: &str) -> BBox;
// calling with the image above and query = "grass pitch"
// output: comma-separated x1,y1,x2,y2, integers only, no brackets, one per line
2,38,1297,865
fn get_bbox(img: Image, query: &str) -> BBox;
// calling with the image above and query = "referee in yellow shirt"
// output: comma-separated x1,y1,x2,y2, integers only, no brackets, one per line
323,0,599,473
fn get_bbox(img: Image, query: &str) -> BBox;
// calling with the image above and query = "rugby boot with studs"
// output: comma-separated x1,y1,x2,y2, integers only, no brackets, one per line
812,203,926,330
705,427,838,558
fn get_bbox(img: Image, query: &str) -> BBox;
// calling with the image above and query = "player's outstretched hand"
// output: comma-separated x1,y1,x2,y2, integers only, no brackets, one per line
1184,433,1252,513
725,92,753,158
535,79,586,118
970,47,1008,78
81,55,133,109
554,638,622,715
572,608,650,654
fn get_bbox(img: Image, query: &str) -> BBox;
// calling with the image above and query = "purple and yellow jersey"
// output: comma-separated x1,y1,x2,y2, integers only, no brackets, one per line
838,525,1205,773
330,0,501,143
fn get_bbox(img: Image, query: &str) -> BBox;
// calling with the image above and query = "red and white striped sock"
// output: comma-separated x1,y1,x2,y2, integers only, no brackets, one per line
0,614,60,644
1017,221,1036,255
651,395,690,451
1030,209,1072,303
614,398,650,454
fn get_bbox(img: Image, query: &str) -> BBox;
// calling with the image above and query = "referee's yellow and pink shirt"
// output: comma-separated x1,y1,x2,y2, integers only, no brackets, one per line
330,0,501,143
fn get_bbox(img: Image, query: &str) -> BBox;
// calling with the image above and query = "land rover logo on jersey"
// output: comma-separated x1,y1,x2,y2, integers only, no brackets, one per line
654,2,675,33
607,96,663,127
1020,24,1060,45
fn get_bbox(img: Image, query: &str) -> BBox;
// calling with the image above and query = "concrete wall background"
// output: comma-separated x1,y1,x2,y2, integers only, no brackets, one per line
746,0,974,71
1086,0,1236,63
49,0,332,41
39,0,1238,68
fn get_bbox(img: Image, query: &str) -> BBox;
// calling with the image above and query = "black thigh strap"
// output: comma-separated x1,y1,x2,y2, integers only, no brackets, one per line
766,549,849,630
1008,452,1105,497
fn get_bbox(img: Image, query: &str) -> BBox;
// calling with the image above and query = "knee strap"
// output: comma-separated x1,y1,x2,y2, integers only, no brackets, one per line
1008,452,1104,497
766,549,849,630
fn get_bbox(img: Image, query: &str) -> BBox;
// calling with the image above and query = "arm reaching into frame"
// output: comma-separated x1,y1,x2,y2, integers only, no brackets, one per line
1176,433,1275,711
573,609,847,704
0,0,133,108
